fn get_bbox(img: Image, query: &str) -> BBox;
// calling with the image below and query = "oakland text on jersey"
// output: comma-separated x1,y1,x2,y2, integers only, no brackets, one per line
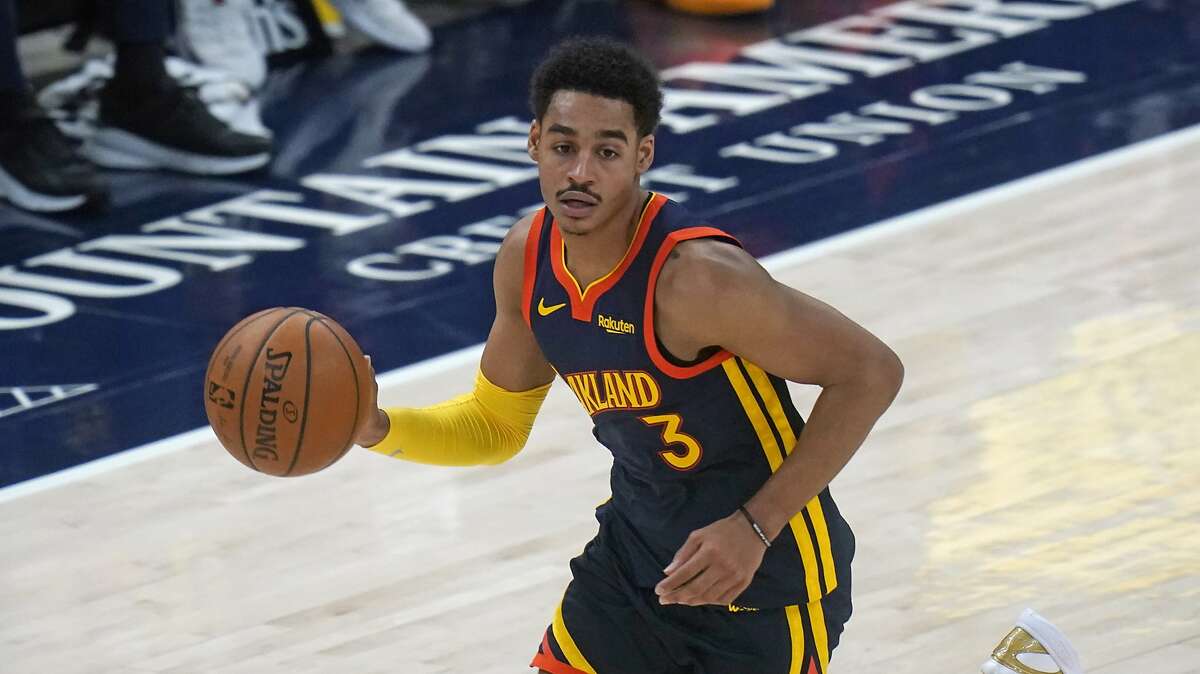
563,370,661,416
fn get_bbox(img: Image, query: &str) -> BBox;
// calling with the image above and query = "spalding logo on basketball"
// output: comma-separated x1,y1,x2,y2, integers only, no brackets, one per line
204,307,373,477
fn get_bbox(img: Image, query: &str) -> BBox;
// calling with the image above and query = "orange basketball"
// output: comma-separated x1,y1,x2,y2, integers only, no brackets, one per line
203,307,374,477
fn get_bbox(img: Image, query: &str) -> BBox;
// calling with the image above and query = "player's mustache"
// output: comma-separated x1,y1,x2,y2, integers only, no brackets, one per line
557,184,601,202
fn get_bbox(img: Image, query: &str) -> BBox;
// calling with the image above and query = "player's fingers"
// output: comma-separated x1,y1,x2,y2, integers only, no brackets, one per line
711,579,748,607
352,356,383,444
699,567,750,606
656,553,708,597
667,568,724,606
662,533,703,575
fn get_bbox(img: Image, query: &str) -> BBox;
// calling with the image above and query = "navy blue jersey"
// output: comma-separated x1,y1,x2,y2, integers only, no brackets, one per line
522,193,854,608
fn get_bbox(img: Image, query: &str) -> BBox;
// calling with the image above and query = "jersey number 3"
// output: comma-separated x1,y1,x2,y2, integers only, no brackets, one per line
640,414,703,471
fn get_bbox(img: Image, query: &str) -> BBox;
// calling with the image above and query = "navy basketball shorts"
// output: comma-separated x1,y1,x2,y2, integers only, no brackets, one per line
530,521,853,674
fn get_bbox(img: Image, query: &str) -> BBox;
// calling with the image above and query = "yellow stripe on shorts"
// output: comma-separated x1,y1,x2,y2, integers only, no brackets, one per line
807,599,830,673
552,598,597,674
785,604,807,674
803,494,838,592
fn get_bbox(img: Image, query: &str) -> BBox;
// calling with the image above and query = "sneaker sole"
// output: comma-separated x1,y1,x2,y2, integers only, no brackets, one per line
981,655,1067,674
335,2,431,52
981,660,1016,674
0,164,88,212
1018,609,1084,674
84,128,270,175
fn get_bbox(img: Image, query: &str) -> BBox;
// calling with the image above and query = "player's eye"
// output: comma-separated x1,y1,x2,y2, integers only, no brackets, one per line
600,148,619,159
554,144,573,154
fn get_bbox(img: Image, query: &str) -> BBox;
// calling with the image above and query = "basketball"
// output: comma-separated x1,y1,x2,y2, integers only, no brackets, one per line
203,307,374,477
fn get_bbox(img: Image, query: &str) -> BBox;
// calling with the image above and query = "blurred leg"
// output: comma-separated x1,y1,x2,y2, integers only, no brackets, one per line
107,0,172,94
0,0,28,97
0,1,107,212
89,0,272,175
109,0,172,43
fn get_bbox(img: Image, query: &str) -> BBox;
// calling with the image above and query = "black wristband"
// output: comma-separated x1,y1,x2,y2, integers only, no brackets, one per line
738,506,771,548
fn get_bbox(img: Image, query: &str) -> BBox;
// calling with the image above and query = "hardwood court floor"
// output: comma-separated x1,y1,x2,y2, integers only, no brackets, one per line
2,128,1197,674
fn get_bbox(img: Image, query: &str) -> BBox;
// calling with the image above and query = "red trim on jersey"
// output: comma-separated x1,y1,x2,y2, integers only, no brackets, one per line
521,209,548,329
643,226,740,379
550,193,665,322
530,632,591,674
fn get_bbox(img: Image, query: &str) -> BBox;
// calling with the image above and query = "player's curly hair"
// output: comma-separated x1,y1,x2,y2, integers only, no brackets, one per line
529,37,663,137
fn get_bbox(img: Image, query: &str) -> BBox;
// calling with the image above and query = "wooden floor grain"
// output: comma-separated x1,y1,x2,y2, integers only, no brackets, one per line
2,128,1197,674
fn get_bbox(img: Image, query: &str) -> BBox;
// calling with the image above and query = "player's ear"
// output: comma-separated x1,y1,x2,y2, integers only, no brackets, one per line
636,133,655,174
528,120,541,161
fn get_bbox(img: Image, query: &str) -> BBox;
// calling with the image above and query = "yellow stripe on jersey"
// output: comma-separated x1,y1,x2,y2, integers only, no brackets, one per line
785,604,807,674
807,599,831,673
742,360,840,594
743,361,796,448
722,358,822,600
722,359,784,468
552,598,597,674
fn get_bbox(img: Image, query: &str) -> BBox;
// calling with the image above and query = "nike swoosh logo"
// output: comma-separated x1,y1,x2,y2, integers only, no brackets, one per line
537,298,567,316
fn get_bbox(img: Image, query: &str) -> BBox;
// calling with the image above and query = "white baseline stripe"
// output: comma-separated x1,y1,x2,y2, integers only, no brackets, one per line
0,344,484,505
2,122,1198,505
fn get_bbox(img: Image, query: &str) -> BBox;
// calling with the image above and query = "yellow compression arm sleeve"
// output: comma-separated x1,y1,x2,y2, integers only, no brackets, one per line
366,370,551,466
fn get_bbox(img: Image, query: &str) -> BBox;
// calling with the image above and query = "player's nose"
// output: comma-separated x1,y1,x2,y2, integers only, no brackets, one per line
566,154,596,185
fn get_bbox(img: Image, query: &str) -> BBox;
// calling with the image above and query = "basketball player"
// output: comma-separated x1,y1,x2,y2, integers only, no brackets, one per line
353,38,1085,674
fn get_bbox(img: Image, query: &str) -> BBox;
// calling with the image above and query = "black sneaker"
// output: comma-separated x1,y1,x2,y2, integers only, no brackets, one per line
87,80,271,175
0,102,108,212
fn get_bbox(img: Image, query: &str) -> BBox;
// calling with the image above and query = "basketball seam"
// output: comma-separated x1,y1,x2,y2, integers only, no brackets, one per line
238,309,305,472
206,307,274,378
316,319,361,470
284,317,319,477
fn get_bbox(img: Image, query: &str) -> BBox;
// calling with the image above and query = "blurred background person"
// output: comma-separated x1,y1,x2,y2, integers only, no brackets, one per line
176,0,432,90
0,0,272,214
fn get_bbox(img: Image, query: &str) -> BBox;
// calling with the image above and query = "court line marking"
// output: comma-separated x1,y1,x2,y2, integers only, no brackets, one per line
2,121,1198,505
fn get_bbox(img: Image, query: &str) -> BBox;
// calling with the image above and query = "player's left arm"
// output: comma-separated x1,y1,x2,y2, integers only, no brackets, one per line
654,239,904,607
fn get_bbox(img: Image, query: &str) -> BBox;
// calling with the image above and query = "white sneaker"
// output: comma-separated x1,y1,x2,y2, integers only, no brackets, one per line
177,0,268,89
982,609,1085,674
327,0,432,52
